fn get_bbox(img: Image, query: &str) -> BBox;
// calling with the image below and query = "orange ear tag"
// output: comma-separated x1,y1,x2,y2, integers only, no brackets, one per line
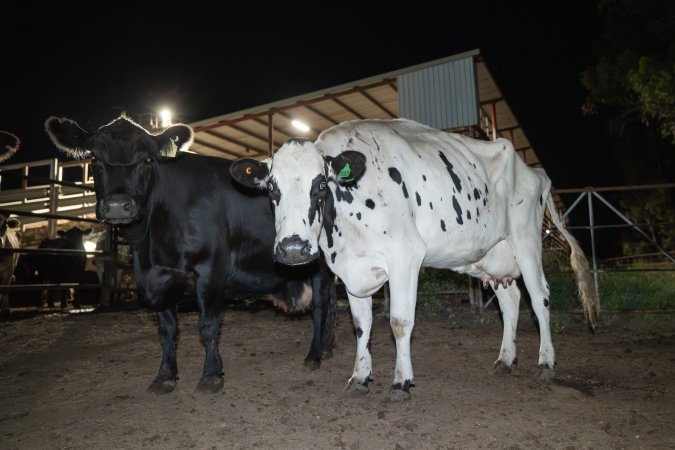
245,166,252,175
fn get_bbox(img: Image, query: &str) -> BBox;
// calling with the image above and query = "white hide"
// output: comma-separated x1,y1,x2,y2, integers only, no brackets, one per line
268,118,597,396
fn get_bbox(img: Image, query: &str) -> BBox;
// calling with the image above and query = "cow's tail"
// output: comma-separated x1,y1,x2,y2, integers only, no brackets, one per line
545,192,600,330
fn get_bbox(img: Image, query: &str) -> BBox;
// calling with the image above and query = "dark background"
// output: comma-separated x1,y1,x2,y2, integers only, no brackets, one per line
2,2,637,258
0,2,618,188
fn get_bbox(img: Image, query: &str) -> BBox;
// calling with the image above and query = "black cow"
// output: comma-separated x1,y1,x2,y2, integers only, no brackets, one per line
45,115,337,394
34,226,93,309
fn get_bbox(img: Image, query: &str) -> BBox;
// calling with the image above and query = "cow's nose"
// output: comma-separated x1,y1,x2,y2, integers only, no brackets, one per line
275,235,313,265
99,194,137,223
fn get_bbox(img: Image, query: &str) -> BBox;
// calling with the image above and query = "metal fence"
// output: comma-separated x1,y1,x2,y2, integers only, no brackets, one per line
0,158,128,311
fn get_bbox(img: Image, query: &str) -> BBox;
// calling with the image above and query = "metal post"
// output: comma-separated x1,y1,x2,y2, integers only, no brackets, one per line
47,158,60,239
268,112,274,157
592,191,675,263
587,193,600,301
490,102,498,141
99,223,113,308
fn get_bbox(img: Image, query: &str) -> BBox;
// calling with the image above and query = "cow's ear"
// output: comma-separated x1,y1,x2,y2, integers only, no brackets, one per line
230,158,270,189
327,151,367,186
44,117,90,159
0,131,20,164
7,218,20,228
156,124,194,156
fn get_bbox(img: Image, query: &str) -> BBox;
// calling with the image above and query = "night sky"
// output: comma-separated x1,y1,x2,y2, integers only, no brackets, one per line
1,2,620,190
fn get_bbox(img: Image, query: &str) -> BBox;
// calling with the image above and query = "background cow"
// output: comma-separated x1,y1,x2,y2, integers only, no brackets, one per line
45,115,337,394
0,215,21,316
34,226,93,309
231,118,600,401
0,131,22,316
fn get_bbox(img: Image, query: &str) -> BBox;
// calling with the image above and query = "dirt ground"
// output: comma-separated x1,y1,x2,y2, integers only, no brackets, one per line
1,300,674,450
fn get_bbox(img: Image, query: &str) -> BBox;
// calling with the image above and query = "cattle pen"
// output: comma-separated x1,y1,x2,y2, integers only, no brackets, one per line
0,156,134,314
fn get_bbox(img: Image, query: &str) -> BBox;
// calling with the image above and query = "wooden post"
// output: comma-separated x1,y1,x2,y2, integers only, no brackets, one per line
468,276,484,311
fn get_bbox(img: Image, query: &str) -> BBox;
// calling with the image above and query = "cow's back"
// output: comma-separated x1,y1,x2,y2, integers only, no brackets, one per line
316,119,547,269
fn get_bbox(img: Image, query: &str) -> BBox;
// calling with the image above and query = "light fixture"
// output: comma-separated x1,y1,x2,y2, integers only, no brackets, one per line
291,119,310,133
160,108,172,128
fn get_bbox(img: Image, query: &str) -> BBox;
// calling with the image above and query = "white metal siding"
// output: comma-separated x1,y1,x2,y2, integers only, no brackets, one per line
397,56,479,129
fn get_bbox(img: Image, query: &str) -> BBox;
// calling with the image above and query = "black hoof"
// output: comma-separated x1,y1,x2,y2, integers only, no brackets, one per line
147,378,177,394
304,359,321,371
386,380,412,402
342,379,370,397
536,365,555,381
493,361,512,375
195,375,224,393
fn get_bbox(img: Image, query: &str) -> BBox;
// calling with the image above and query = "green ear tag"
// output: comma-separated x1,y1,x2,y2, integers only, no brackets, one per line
338,163,354,182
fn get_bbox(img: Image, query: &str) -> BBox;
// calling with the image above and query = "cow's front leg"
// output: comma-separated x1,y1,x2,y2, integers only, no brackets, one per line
196,284,225,393
343,293,373,396
148,307,179,394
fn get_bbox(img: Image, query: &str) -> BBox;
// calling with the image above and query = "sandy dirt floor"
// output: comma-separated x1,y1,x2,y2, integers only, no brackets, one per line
1,300,674,450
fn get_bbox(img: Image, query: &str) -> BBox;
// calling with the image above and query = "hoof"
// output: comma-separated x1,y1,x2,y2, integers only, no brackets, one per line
386,388,411,402
321,350,333,360
147,378,177,394
195,375,224,393
536,365,555,382
493,361,512,375
386,381,412,402
304,358,321,371
342,379,370,397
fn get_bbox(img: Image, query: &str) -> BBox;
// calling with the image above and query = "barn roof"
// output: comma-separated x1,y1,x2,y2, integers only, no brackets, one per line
188,49,542,168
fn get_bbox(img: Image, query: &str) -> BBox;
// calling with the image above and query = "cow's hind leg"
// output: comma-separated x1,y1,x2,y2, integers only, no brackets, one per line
305,264,337,370
343,293,373,397
513,240,555,380
386,254,424,402
491,280,521,374
148,307,179,394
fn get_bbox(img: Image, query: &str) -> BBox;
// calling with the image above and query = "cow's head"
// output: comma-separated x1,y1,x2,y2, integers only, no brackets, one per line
45,116,193,224
0,130,20,164
230,138,366,265
0,215,20,246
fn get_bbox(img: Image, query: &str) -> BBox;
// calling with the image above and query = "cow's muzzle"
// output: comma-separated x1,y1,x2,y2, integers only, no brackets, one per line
98,194,138,224
275,235,318,266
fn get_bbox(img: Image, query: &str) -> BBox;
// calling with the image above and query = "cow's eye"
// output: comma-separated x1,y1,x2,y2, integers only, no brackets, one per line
267,182,274,191
319,181,327,190
145,157,153,164
90,156,96,162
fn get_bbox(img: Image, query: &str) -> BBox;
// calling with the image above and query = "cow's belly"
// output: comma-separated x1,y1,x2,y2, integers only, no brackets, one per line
453,240,521,280
420,218,499,268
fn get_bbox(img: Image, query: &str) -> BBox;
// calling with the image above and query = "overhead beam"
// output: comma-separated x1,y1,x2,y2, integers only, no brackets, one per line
203,130,266,156
193,79,395,131
224,122,285,149
359,90,396,118
332,98,365,120
193,138,245,159
303,104,339,126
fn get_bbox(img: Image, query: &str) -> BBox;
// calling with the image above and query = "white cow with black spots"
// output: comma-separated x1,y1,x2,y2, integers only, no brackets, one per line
230,118,599,401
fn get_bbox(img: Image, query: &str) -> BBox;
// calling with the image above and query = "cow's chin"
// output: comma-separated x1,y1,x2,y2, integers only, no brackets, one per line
275,251,320,267
98,214,138,225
